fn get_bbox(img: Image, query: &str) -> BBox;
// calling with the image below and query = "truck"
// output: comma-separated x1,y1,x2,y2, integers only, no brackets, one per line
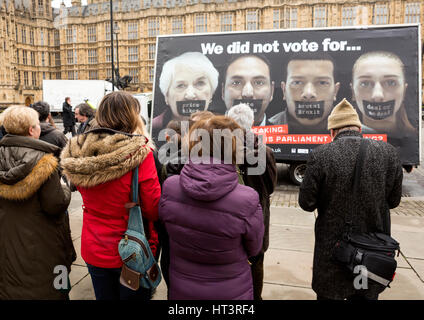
133,92,153,133
150,24,422,185
42,80,118,114
42,80,152,131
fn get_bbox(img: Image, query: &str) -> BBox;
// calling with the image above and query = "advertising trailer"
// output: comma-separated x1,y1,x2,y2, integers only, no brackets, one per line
151,24,421,184
42,80,117,113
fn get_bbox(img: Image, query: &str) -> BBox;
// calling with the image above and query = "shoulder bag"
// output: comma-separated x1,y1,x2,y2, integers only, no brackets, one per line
332,137,400,288
118,166,162,291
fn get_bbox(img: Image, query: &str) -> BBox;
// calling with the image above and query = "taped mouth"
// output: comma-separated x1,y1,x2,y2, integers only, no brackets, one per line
294,101,324,119
176,100,206,116
363,100,395,120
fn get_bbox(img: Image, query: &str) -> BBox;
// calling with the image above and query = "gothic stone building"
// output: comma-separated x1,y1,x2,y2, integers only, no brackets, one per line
0,0,423,107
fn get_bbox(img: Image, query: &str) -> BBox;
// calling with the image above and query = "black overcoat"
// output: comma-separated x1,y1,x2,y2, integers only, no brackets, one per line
299,130,403,299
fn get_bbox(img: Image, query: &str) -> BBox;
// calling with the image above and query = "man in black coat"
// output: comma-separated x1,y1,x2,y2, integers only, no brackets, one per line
62,97,76,137
31,101,68,150
299,98,403,300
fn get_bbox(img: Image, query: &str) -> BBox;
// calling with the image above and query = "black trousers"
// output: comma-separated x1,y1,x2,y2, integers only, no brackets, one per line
63,125,76,137
87,264,152,300
156,221,170,299
250,252,265,300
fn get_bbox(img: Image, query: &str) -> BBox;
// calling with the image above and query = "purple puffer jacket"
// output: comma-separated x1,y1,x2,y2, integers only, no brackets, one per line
159,160,264,300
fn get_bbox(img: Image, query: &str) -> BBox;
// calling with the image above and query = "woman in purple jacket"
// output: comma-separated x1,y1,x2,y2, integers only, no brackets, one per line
159,116,264,300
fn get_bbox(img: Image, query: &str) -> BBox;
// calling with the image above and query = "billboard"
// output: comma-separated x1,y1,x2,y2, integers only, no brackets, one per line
151,25,421,165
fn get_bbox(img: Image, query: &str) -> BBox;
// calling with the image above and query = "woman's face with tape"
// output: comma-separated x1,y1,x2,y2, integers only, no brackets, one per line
166,63,214,120
352,54,407,122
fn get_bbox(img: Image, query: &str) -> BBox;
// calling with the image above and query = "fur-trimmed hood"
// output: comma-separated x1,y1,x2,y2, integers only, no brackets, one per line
0,135,60,201
60,129,150,188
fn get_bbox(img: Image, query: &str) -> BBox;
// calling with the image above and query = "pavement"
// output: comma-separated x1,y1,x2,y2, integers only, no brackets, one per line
67,180,424,300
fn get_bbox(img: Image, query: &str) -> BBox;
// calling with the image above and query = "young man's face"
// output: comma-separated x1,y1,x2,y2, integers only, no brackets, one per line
351,55,407,121
282,60,340,126
166,63,213,121
222,56,274,126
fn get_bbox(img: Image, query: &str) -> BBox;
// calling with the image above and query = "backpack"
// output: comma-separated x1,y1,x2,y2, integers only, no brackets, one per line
118,166,162,291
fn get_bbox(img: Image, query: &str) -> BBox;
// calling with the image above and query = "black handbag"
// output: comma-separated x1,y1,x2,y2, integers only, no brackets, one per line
332,137,400,288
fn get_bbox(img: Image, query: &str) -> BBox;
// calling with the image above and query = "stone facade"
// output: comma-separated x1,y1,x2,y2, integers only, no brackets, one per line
0,0,423,106
0,0,60,106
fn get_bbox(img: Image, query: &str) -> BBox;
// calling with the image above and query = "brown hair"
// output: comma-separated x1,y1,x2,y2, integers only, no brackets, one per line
166,120,182,147
96,91,143,134
76,103,95,118
187,115,243,164
189,110,214,122
189,110,214,130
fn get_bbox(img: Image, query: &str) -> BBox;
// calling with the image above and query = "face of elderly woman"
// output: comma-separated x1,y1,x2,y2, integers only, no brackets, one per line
165,63,213,120
29,122,41,139
352,55,407,121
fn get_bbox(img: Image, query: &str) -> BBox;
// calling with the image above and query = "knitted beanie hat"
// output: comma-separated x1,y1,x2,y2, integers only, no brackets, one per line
327,98,362,130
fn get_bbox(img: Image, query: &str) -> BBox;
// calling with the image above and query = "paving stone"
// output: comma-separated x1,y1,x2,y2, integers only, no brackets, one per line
69,274,95,300
391,230,424,259
408,258,424,283
69,212,83,241
69,265,90,287
379,268,424,300
269,225,315,253
262,283,315,300
391,215,424,233
152,276,168,300
72,236,85,267
396,254,411,269
270,207,315,227
68,192,83,215
264,248,313,288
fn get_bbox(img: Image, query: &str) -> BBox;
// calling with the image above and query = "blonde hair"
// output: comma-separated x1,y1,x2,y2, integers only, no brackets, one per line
2,106,39,136
96,91,155,149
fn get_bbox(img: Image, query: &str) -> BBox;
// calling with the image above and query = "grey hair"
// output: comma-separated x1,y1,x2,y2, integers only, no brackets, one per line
159,52,219,98
227,103,254,131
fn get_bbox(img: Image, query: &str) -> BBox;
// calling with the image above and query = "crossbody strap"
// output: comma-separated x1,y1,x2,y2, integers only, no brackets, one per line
338,136,368,236
126,166,145,235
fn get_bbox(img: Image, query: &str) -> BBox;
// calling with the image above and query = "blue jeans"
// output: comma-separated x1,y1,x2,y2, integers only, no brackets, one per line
87,264,153,300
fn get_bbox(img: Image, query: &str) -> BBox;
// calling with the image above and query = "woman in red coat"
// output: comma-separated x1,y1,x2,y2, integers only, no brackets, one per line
61,91,161,300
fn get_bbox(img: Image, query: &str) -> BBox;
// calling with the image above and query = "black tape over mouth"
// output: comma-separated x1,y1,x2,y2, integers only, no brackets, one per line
294,101,324,119
363,100,395,120
176,100,206,116
233,99,263,115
